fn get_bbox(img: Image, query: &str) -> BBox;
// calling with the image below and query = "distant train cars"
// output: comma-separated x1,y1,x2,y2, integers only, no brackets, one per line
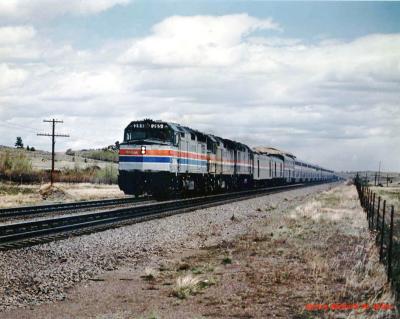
118,119,337,197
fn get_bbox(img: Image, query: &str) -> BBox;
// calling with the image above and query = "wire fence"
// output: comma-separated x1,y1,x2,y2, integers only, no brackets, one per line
354,175,399,294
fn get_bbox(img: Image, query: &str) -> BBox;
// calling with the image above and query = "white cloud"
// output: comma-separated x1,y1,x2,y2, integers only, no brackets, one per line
0,0,130,20
39,67,126,100
119,14,280,67
0,25,36,44
0,63,28,89
0,25,42,61
0,14,399,171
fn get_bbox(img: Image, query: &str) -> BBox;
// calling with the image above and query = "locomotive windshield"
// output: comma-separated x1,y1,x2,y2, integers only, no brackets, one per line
124,122,173,143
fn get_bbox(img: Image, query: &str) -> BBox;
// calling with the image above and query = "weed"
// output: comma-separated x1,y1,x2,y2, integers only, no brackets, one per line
147,313,159,319
172,274,200,299
142,268,158,281
282,272,290,280
222,257,232,265
158,263,169,272
177,262,190,271
272,270,282,283
198,277,216,289
265,204,276,212
191,267,205,275
191,264,214,275
252,232,270,242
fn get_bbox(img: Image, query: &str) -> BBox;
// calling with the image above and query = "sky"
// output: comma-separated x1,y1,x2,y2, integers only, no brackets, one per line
0,0,399,172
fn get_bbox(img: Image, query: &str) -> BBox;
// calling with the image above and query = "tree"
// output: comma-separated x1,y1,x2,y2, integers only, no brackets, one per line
15,137,24,148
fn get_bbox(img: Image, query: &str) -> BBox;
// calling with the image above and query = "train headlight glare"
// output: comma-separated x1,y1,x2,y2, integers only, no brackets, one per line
141,146,146,155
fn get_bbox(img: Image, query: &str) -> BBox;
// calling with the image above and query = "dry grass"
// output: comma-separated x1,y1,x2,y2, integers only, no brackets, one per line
286,185,396,318
371,186,400,211
289,186,366,237
172,274,201,299
0,182,125,208
55,183,125,201
142,267,159,281
0,149,118,184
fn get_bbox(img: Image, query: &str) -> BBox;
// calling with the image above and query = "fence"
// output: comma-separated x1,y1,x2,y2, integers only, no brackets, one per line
354,175,398,291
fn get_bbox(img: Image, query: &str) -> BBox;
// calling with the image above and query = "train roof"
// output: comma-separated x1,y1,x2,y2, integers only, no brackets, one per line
295,158,334,173
126,119,335,173
169,122,250,152
253,146,296,159
253,147,297,164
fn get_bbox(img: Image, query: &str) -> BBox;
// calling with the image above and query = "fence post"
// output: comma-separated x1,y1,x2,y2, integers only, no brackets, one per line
371,193,376,229
380,200,386,262
376,196,381,231
368,190,372,228
387,205,394,281
363,187,366,209
368,189,371,212
360,185,363,205
363,186,366,208
364,186,367,208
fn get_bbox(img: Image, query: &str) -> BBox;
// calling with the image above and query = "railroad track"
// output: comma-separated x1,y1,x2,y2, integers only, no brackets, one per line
0,196,149,219
0,182,332,251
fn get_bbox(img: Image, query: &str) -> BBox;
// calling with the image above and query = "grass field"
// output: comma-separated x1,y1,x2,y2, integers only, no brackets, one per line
370,186,400,211
0,146,118,184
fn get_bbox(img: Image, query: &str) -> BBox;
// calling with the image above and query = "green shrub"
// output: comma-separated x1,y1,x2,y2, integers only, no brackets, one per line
11,152,33,175
0,151,39,183
94,164,118,184
80,150,118,163
0,151,12,173
0,151,32,176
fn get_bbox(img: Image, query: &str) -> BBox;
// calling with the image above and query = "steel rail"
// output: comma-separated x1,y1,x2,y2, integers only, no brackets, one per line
0,196,149,219
0,182,333,250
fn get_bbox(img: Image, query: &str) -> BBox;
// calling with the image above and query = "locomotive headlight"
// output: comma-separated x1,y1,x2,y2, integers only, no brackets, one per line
141,146,146,155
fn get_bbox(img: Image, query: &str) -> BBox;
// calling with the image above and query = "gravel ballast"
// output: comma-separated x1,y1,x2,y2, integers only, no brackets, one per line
0,183,337,312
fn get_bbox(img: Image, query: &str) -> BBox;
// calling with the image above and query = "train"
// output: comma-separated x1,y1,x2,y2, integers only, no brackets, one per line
118,119,337,197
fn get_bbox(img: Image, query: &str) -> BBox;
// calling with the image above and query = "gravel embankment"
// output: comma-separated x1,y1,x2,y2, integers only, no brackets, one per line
0,183,338,311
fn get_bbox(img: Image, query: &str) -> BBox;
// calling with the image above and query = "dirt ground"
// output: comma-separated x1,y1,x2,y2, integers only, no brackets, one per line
0,182,126,208
1,184,396,319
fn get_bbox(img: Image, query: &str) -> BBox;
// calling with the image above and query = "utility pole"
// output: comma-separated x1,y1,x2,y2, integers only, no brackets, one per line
37,119,69,185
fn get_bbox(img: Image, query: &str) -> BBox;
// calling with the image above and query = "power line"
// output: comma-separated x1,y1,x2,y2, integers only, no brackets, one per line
37,119,70,185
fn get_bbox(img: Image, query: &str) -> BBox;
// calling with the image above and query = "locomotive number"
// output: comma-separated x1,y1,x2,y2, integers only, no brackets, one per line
131,123,164,129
